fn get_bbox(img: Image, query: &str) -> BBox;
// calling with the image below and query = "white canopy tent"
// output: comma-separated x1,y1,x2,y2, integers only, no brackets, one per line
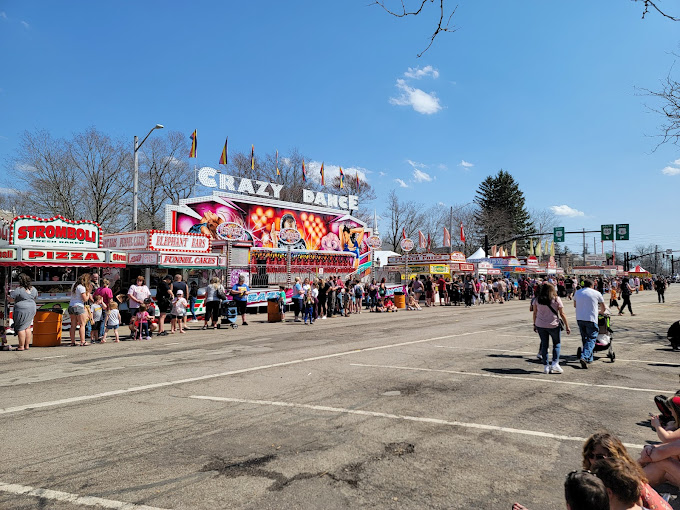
373,250,399,267
466,247,486,261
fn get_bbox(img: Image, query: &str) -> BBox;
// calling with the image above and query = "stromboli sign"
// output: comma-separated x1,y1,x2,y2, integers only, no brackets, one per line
11,215,101,249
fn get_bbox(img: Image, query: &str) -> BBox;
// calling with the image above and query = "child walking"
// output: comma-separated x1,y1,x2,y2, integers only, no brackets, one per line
278,285,286,321
171,290,188,333
104,301,121,343
303,288,314,325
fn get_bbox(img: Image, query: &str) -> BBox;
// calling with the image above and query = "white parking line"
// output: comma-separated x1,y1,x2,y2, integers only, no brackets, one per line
350,363,676,394
0,481,168,509
189,395,647,450
432,345,680,367
31,355,67,360
0,326,517,416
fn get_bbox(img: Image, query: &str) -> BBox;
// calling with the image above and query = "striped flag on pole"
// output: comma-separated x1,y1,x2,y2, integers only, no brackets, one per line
339,167,344,189
219,137,227,165
418,230,426,249
189,130,197,158
443,228,451,247
276,150,281,176
460,222,466,243
402,228,406,240
320,162,325,185
302,159,307,182
250,145,255,170
356,171,360,189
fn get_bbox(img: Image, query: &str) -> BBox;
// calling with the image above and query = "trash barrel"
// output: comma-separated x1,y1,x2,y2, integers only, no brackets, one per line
394,293,406,309
32,307,64,347
267,298,282,323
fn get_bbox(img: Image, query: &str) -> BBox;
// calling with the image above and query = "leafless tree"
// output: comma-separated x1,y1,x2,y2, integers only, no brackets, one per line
68,127,130,229
633,0,679,21
382,189,426,252
132,131,194,230
639,63,680,149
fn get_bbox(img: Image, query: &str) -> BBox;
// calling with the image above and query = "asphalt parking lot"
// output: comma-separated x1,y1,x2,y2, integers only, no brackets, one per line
0,286,678,509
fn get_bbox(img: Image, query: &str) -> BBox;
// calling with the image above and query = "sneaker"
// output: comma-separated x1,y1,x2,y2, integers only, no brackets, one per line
550,363,563,374
536,352,542,360
146,336,152,341
190,319,199,322
543,365,550,374
580,359,588,370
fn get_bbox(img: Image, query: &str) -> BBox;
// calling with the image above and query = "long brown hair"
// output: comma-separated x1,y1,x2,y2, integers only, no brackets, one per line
581,431,647,482
537,282,557,306
18,273,32,290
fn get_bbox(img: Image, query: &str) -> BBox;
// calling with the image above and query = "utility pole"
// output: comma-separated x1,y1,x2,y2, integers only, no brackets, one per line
582,228,586,264
449,206,453,255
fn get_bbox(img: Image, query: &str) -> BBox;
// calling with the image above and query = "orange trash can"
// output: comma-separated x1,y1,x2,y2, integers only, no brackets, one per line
32,308,64,347
394,293,406,309
267,298,282,323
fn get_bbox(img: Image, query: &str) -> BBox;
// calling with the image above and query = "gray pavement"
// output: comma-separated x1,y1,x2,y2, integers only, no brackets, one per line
0,286,678,509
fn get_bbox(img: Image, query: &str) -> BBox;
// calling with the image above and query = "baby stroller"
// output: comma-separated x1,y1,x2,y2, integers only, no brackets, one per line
577,312,615,362
219,301,238,329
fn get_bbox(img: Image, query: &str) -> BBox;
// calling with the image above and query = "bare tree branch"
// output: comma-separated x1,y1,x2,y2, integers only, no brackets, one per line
372,0,458,57
633,0,679,21
637,60,680,149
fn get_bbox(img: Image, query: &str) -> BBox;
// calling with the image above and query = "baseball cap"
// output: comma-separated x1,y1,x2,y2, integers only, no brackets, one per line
163,275,172,281
176,290,183,295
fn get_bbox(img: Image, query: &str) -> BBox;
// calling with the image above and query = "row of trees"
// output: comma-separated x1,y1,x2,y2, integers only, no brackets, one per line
382,170,556,256
1,128,377,230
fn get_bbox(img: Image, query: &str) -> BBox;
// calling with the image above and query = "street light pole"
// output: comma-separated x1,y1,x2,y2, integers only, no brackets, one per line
133,124,164,230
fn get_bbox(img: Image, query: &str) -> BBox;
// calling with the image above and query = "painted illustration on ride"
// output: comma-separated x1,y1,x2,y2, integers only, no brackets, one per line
170,198,369,261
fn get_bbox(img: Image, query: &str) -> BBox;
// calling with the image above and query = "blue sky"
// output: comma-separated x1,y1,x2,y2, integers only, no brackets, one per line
1,1,679,255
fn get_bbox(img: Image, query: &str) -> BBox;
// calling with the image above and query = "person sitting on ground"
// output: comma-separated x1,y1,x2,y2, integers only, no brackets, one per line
640,395,680,491
513,470,609,510
407,292,422,311
584,431,672,510
383,297,398,312
591,457,648,510
375,297,386,313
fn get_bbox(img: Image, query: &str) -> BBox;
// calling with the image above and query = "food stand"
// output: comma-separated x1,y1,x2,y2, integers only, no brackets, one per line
0,215,127,333
102,230,222,317
384,252,474,280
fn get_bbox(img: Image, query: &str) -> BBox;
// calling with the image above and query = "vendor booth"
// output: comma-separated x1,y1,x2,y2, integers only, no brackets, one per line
384,252,474,281
102,230,222,317
0,215,127,334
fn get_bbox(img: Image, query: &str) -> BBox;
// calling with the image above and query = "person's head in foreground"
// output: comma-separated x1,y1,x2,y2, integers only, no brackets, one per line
564,470,609,510
591,457,645,510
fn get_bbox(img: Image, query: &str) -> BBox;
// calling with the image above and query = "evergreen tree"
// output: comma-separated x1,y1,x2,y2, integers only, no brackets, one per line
474,170,534,249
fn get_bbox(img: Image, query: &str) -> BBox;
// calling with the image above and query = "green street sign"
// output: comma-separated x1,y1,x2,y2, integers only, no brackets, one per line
601,224,614,241
553,227,565,243
616,224,629,241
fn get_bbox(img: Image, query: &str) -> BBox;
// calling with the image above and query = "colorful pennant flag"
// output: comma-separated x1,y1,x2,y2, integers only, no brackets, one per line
189,130,197,158
219,137,228,165
460,222,466,243
443,227,451,247
491,245,497,257
339,167,344,189
536,239,543,257
511,241,517,257
276,150,281,176
528,239,535,256
544,239,550,257
550,241,555,257
427,233,431,251
356,171,360,189
302,159,307,182
402,228,406,240
418,230,426,249
250,145,255,170
320,162,325,185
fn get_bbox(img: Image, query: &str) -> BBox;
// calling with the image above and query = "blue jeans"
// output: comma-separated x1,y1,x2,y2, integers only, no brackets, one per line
577,320,598,362
99,311,107,337
303,304,313,323
536,326,561,365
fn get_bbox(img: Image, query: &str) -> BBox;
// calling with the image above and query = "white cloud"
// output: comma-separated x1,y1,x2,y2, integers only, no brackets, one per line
404,65,440,80
394,178,408,188
459,160,474,168
437,202,445,207
389,79,442,115
406,159,427,170
15,163,36,173
20,20,29,29
307,161,368,184
412,169,432,182
662,166,680,176
0,12,7,19
379,171,387,177
673,159,680,165
438,164,448,170
550,205,585,217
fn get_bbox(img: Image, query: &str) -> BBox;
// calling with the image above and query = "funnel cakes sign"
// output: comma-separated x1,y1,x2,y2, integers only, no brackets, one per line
11,215,102,249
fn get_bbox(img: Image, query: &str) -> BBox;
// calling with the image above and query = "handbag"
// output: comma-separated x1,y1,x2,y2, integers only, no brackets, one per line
216,286,227,301
547,303,565,331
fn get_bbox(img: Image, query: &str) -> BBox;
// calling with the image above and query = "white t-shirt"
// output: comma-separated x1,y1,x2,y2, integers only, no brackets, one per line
69,284,87,306
107,309,121,326
128,284,150,310
574,287,605,323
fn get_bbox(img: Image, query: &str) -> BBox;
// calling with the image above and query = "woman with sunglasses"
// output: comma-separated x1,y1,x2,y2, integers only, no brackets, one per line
584,432,671,510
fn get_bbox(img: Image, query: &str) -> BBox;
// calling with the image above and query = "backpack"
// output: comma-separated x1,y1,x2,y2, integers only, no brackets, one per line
355,285,363,298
